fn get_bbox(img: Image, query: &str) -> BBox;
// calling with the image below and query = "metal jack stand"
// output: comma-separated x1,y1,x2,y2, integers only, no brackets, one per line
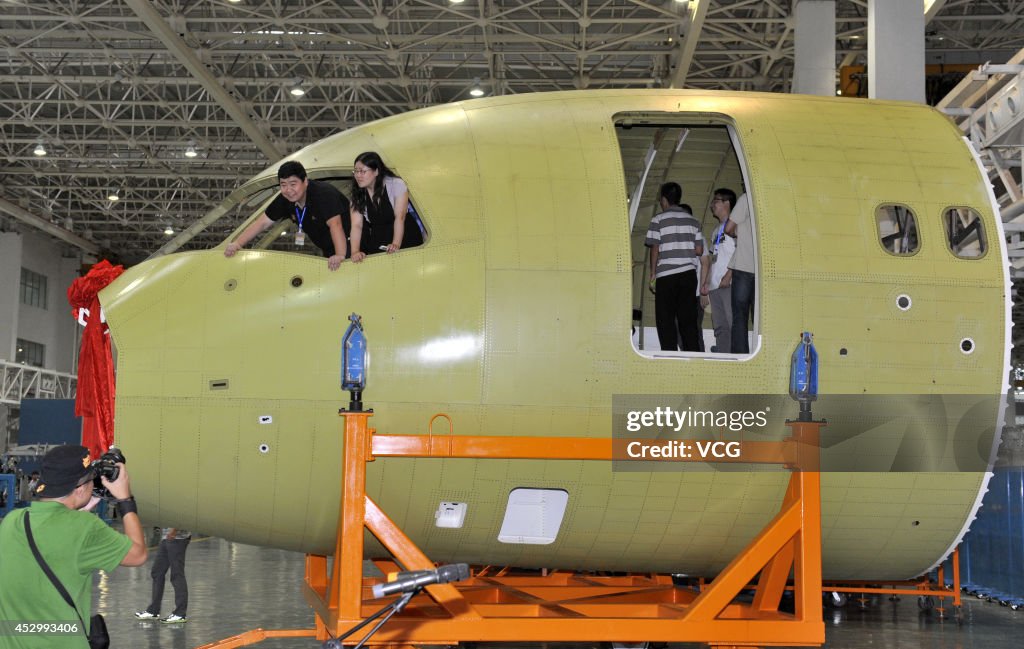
321,590,416,649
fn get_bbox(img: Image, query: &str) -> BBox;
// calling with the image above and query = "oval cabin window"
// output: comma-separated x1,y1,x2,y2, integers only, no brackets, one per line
943,207,986,259
875,204,920,256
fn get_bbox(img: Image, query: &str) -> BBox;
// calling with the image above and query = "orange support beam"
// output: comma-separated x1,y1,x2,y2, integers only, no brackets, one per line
332,412,370,620
194,628,317,649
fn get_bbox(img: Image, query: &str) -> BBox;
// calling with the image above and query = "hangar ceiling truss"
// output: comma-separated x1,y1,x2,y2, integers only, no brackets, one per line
0,0,1022,263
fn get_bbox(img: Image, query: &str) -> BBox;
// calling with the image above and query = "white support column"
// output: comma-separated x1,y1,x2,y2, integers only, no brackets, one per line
792,0,836,96
867,0,926,102
0,233,22,363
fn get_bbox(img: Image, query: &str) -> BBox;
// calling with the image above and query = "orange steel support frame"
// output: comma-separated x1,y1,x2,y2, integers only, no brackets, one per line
198,413,826,649
821,547,962,618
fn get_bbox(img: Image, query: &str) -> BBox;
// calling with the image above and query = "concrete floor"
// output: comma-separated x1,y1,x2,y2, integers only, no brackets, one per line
94,534,1024,649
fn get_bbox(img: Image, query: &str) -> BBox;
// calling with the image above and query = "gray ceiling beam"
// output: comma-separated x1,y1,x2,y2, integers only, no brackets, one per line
0,195,101,255
0,73,550,89
121,0,283,162
148,203,231,259
3,157,264,168
0,167,254,179
7,118,352,129
925,0,949,22
669,0,710,88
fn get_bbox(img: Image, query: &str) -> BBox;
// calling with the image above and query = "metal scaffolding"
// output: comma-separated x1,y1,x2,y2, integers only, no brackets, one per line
0,360,77,406
937,48,1024,275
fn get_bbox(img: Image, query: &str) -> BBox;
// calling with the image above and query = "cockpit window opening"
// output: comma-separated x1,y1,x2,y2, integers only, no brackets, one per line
942,207,987,259
614,113,759,359
231,171,428,260
874,204,920,256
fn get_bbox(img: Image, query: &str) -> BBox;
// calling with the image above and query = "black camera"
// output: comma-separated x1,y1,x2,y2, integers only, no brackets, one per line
91,447,125,496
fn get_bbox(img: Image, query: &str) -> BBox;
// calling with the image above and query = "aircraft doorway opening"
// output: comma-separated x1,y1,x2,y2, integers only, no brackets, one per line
615,116,757,358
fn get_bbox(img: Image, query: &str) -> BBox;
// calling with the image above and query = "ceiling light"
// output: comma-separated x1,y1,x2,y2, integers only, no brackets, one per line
33,142,47,157
64,217,73,229
228,0,242,3
164,225,174,236
107,190,120,202
184,140,198,158
289,79,306,96
449,0,465,3
469,78,485,97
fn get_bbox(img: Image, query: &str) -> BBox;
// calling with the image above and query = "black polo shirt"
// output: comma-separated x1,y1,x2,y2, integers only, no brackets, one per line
266,180,351,257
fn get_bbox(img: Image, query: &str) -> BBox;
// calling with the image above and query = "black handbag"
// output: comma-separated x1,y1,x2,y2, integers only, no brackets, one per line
86,614,109,649
24,512,111,649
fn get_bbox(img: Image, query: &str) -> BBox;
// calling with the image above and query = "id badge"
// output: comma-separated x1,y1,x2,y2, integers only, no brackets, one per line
295,231,306,246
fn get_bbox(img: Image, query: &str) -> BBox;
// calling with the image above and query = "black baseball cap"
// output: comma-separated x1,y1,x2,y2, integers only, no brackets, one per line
35,445,96,498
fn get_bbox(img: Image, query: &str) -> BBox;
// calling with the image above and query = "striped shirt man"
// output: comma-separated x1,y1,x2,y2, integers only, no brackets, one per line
645,195,706,352
645,206,704,278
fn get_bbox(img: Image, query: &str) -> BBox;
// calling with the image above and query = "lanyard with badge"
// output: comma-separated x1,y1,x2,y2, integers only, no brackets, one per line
713,218,729,255
294,204,307,246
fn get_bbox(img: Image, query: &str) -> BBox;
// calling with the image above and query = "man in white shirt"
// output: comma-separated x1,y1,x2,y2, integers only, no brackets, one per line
700,188,737,353
724,193,755,354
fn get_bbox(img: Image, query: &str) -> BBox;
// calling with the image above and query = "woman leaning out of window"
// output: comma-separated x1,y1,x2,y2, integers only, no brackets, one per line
349,151,424,261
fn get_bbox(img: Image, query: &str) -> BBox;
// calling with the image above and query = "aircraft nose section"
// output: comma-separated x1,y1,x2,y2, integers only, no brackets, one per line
101,249,350,551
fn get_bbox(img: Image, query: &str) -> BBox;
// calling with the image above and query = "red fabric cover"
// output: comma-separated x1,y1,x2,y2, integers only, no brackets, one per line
67,260,124,459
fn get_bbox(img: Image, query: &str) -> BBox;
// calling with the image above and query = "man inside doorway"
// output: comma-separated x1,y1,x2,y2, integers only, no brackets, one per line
645,182,705,352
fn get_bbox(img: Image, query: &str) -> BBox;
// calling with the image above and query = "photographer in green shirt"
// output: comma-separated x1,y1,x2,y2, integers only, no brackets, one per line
0,445,147,648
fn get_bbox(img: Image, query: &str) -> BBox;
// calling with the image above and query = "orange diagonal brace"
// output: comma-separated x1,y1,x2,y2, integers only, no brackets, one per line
753,538,795,613
684,494,802,622
364,495,479,618
194,628,317,648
